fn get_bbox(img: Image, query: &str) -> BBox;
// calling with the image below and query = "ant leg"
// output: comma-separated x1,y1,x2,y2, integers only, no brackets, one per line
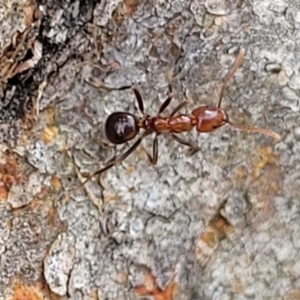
85,79,145,116
108,85,145,116
157,84,174,116
130,86,145,116
85,76,132,93
72,130,153,193
114,85,132,90
104,85,145,116
145,134,159,165
217,48,245,108
170,100,190,117
225,120,281,140
171,133,200,156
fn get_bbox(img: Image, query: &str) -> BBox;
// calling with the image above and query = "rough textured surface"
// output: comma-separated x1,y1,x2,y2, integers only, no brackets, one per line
1,0,300,299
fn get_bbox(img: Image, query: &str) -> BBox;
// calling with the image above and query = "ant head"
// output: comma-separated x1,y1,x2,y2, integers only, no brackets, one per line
105,112,140,144
192,106,228,132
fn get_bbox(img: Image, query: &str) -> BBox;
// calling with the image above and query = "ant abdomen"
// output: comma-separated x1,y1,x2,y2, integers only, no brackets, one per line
105,112,140,144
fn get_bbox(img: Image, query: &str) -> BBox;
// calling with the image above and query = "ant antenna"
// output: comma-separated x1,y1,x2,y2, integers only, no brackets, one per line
218,48,246,108
217,48,280,140
226,120,281,140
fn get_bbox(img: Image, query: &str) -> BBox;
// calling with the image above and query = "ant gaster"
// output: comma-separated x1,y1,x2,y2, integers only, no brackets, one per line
81,48,280,186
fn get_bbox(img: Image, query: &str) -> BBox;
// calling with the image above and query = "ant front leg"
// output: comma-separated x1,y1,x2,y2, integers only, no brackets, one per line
171,133,200,156
157,84,174,116
86,79,146,117
170,90,194,116
217,48,245,108
170,100,190,117
110,85,146,117
130,86,146,116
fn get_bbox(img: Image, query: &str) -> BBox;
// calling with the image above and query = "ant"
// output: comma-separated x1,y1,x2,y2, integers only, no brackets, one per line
78,48,280,188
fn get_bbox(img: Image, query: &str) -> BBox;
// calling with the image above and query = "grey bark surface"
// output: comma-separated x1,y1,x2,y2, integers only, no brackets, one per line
0,0,300,299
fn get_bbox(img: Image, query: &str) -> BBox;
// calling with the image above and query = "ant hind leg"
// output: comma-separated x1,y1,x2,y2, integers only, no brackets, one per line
65,130,153,201
157,84,174,116
171,134,200,156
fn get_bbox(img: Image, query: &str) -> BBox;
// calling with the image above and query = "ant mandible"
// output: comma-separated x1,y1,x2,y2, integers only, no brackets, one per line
81,48,280,186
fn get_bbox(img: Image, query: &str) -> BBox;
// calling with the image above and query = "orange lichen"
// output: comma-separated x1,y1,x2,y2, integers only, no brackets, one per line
200,231,218,248
11,283,43,300
48,205,68,232
112,2,125,26
229,145,283,228
231,278,245,295
135,272,179,300
103,193,119,203
124,0,140,15
23,0,39,26
0,151,26,201
250,146,279,180
285,289,300,300
40,126,59,144
37,107,59,144
195,203,234,262
113,0,140,26
232,165,248,182
41,107,56,124
210,213,234,239
50,176,62,192
199,213,234,249
35,186,49,200
247,163,283,228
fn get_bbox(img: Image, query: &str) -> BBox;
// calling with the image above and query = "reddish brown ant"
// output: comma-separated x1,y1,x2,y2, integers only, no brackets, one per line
78,48,280,188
